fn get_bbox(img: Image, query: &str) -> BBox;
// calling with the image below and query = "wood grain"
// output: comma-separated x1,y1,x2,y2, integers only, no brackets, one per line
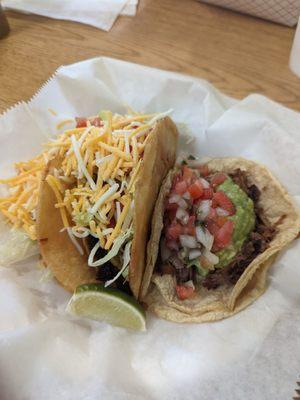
0,0,300,113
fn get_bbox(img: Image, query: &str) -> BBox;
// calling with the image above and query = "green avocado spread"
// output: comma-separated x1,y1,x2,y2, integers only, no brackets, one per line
215,178,255,269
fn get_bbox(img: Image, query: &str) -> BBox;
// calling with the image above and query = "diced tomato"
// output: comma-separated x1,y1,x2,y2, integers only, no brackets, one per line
166,223,182,240
211,173,227,188
75,117,87,128
211,196,218,208
216,216,227,227
89,117,103,127
174,180,188,195
198,164,209,177
208,207,217,220
214,220,234,249
213,191,235,215
183,216,196,235
205,219,219,236
176,285,194,300
202,187,213,200
182,165,194,183
187,180,204,200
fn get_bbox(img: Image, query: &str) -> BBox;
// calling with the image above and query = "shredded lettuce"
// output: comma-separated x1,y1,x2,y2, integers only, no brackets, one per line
0,228,38,266
88,228,132,267
122,266,129,279
98,110,111,122
105,240,132,287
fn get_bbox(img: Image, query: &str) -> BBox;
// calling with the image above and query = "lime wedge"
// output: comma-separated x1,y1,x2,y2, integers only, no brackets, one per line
66,283,146,331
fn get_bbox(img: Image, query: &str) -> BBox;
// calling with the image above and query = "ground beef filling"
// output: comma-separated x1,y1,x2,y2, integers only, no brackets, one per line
202,169,275,289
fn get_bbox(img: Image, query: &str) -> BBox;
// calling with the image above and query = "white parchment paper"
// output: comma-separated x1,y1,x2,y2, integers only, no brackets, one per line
0,57,299,400
3,0,138,31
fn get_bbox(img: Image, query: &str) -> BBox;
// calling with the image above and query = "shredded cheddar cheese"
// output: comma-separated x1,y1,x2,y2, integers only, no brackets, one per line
0,109,171,254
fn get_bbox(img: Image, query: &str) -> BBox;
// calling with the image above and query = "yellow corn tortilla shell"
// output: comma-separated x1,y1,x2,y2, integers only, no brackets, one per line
37,157,98,292
37,117,178,295
141,158,300,322
130,117,178,298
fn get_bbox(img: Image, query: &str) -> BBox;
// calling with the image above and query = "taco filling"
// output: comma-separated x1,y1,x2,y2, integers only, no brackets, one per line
0,110,178,298
141,156,300,323
159,162,275,300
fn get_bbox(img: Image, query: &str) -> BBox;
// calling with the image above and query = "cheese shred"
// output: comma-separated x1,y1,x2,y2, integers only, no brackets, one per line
0,109,171,256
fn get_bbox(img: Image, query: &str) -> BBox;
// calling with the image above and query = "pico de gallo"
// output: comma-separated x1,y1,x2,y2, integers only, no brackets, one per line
159,159,266,301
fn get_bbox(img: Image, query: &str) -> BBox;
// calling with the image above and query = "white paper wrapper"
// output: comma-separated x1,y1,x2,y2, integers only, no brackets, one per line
0,57,299,400
290,17,300,77
2,0,138,31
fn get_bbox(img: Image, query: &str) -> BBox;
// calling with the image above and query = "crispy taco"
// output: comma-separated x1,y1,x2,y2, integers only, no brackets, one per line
141,157,300,322
0,111,178,298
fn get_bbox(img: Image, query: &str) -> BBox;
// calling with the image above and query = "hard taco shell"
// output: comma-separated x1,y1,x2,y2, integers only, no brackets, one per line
37,117,178,296
141,158,300,322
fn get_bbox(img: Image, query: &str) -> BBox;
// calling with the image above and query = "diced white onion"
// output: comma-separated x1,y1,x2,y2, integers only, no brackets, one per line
179,235,198,249
178,199,187,209
182,191,191,200
200,178,210,189
188,249,202,260
216,207,230,217
197,200,211,221
169,194,181,204
184,280,195,289
203,249,219,265
176,207,189,224
196,226,214,251
168,194,187,209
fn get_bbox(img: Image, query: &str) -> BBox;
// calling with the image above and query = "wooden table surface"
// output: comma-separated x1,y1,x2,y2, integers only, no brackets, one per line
1,0,300,114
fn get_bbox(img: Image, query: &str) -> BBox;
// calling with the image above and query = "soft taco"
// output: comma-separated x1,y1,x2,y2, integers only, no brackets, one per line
140,157,300,322
0,111,178,299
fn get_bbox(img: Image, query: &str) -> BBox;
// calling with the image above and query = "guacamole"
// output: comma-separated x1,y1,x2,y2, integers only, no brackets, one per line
216,178,255,269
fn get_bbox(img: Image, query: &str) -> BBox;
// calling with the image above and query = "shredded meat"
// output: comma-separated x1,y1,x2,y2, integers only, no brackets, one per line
202,169,276,290
167,254,193,284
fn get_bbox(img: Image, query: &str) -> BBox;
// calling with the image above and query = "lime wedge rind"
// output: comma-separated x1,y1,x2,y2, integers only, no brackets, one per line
67,284,146,332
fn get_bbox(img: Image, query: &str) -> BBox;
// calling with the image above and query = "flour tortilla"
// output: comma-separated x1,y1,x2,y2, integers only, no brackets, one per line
37,117,178,296
141,158,300,322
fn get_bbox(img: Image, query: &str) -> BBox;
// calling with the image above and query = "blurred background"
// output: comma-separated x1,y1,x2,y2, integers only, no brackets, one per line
0,0,300,112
